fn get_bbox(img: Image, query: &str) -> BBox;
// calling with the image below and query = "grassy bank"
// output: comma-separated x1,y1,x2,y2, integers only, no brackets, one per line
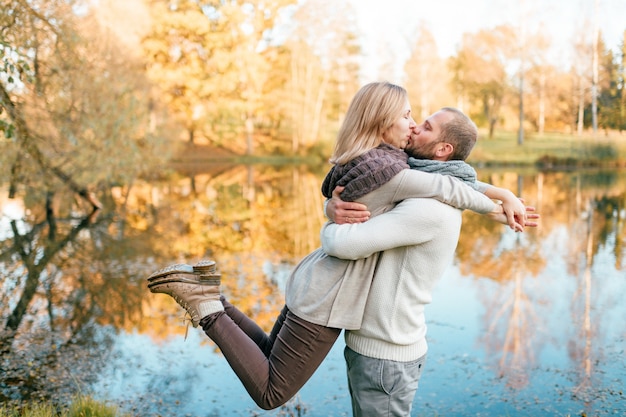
0,396,129,417
468,130,626,168
170,130,626,170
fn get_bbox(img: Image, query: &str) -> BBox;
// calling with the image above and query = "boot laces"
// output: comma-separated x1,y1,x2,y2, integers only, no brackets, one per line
171,294,198,340
181,312,193,340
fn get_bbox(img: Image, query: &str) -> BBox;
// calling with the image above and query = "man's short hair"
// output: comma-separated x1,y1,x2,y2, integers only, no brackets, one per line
438,107,478,161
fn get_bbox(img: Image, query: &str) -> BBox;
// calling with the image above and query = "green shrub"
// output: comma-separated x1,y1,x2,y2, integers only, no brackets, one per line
66,396,122,417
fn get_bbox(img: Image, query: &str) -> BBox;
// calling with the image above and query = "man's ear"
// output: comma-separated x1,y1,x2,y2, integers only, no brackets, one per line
434,142,454,159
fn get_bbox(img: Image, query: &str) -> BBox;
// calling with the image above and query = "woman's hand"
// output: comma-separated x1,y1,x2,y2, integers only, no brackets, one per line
486,203,540,232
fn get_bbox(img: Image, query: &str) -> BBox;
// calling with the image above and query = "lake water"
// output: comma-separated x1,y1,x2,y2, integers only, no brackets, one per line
1,164,625,416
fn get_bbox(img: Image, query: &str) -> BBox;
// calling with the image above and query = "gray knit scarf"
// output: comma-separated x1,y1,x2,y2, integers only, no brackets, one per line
407,158,479,189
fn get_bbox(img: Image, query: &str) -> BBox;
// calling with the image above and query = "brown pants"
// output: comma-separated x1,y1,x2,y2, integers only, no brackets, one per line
200,297,341,410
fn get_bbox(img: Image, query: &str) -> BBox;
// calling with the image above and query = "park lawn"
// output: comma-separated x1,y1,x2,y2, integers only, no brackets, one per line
469,129,626,167
171,129,626,168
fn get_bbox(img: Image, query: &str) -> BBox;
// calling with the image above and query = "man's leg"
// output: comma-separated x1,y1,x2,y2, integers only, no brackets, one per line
344,346,426,417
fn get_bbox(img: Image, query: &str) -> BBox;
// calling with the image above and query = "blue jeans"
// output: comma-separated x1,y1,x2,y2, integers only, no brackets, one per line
344,346,426,417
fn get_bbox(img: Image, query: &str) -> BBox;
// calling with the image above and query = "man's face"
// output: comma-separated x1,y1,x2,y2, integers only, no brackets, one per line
405,110,453,160
381,99,416,150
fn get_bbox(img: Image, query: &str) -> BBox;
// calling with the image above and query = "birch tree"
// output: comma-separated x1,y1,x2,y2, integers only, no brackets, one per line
404,27,453,121
285,0,361,153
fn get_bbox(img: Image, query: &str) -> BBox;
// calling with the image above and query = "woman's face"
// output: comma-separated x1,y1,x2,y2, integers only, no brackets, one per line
382,99,415,150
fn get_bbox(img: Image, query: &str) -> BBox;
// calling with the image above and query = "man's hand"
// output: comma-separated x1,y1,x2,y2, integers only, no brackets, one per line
326,186,371,224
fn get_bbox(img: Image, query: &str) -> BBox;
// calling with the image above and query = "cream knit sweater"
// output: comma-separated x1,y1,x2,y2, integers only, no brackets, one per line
321,197,463,361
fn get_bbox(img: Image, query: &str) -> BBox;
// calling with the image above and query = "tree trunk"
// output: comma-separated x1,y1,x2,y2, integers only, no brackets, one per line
188,128,195,144
311,72,329,149
518,72,524,145
489,118,496,138
8,153,22,199
518,2,526,145
245,116,254,155
591,0,600,136
538,73,545,135
4,212,98,333
577,78,585,136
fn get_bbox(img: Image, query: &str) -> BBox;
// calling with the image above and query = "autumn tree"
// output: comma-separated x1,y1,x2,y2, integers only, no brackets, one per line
573,34,614,134
141,0,296,155
616,30,626,132
404,27,454,121
450,25,517,138
284,0,362,154
570,28,592,136
525,64,573,132
515,26,550,135
1,0,168,211
225,0,299,155
596,32,626,132
568,23,614,136
142,0,225,146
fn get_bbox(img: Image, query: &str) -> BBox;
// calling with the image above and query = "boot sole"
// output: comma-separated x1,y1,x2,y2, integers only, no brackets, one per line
147,260,221,289
148,275,221,288
147,259,218,279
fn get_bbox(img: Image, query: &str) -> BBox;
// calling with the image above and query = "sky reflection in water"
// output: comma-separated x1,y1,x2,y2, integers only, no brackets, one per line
93,227,626,416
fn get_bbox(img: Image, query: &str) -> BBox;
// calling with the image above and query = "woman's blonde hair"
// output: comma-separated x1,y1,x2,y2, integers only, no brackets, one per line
330,81,408,165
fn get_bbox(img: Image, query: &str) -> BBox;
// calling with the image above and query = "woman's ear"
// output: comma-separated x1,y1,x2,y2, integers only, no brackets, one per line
435,142,454,159
381,129,390,144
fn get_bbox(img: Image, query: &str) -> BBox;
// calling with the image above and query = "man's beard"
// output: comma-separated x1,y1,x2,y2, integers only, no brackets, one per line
405,144,438,160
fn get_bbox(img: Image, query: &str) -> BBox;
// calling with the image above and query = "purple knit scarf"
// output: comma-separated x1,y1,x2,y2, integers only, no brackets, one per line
321,144,409,202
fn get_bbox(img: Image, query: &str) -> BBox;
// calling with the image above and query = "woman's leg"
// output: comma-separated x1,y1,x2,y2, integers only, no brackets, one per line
220,296,276,357
148,260,339,409
200,308,340,410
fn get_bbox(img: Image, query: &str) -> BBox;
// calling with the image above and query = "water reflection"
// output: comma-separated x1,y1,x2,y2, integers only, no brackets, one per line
0,166,624,416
